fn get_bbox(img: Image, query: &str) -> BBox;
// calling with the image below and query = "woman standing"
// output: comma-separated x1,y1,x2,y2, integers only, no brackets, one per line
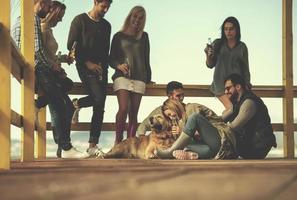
205,16,251,111
110,6,152,144
38,1,85,158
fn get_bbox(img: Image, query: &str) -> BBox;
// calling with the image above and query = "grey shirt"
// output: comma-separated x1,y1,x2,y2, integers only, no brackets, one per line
109,31,151,83
222,99,257,132
209,40,250,96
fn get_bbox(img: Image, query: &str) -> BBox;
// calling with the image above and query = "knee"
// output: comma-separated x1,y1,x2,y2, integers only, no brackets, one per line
188,113,204,124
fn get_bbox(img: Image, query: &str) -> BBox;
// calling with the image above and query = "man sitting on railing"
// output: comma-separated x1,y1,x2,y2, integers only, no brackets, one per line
11,0,87,159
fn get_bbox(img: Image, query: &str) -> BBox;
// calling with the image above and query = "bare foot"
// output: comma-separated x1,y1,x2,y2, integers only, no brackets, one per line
172,150,198,160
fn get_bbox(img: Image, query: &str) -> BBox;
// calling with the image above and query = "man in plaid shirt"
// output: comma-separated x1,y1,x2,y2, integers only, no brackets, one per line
12,0,86,159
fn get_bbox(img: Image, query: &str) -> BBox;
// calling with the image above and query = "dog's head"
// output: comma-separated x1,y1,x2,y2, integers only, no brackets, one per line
149,114,170,133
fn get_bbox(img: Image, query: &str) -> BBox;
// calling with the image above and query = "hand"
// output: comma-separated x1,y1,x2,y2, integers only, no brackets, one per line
204,44,214,58
65,54,74,65
117,63,129,76
171,125,180,138
85,61,102,74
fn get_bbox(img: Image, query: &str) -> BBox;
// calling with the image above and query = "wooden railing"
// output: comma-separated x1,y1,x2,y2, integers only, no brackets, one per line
0,0,295,170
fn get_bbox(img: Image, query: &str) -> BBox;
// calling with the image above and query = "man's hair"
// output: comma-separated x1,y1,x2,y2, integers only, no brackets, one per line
95,0,113,3
34,0,51,4
166,81,183,95
224,73,246,88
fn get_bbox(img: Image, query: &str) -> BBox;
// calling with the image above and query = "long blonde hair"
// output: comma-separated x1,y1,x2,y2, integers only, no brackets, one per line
121,6,146,39
161,99,187,122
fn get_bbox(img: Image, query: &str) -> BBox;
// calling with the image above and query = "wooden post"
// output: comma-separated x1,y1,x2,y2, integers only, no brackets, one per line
0,0,11,170
282,0,294,158
36,108,46,158
20,0,35,161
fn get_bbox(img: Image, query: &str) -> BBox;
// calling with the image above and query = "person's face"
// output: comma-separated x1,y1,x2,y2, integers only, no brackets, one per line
52,9,65,27
37,0,52,18
163,109,177,120
224,22,237,40
224,80,239,103
169,89,184,102
94,1,110,18
129,11,145,30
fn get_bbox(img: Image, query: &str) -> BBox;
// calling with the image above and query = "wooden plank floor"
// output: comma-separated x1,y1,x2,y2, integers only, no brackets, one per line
0,159,297,200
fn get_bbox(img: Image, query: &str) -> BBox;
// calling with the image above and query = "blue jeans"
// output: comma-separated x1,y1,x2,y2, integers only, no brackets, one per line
76,63,107,144
35,65,74,150
183,113,221,158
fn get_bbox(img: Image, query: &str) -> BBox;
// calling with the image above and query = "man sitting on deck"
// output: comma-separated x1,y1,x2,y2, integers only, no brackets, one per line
222,73,277,159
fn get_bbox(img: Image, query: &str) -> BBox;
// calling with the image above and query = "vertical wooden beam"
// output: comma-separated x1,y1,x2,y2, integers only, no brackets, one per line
282,0,294,158
36,108,46,158
0,0,11,170
20,0,35,161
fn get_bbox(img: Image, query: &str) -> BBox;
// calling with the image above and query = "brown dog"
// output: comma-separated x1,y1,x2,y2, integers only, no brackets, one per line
100,114,176,159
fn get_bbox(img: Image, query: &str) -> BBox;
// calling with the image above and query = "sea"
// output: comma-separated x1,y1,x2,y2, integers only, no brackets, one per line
10,131,293,159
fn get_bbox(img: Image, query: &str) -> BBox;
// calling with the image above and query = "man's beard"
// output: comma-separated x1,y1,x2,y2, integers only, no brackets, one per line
230,92,239,104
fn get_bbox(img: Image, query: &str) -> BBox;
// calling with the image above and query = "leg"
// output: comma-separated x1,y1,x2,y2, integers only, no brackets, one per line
127,92,142,138
218,94,233,110
184,113,221,157
156,113,221,159
87,79,107,147
36,68,72,151
115,89,130,144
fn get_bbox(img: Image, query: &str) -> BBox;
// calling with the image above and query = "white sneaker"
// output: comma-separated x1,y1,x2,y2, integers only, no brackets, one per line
87,146,104,158
61,147,88,159
172,150,199,160
71,98,80,124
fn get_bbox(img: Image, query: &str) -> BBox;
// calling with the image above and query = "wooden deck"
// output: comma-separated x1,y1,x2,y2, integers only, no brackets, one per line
0,159,296,200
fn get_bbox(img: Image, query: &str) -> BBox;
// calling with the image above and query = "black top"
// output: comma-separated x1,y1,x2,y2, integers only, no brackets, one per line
67,13,111,68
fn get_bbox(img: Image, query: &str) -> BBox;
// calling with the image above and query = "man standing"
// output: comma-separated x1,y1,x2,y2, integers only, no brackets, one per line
67,0,112,157
12,0,86,158
223,73,277,159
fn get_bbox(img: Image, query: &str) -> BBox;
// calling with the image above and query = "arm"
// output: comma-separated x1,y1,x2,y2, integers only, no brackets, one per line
228,99,256,131
109,33,121,69
205,39,220,68
41,24,60,68
241,43,251,87
67,16,81,52
144,32,152,83
137,106,162,136
109,33,129,75
34,15,51,67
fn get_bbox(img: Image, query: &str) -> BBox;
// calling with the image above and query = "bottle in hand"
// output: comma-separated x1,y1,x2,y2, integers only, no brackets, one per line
68,41,77,60
171,117,179,139
125,57,131,78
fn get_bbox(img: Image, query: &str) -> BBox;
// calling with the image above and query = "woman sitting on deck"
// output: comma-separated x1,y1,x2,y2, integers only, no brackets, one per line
155,99,237,160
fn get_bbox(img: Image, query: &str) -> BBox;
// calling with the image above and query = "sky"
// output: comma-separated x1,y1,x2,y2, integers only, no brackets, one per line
9,0,297,140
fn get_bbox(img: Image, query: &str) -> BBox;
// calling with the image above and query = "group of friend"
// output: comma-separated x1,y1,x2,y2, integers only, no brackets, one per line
12,0,277,160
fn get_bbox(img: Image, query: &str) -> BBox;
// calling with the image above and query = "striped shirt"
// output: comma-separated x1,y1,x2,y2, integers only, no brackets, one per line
12,15,50,67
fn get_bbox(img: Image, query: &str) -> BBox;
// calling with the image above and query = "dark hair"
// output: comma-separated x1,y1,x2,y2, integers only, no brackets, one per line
52,1,66,10
220,16,241,43
95,0,113,3
166,81,183,95
224,73,246,88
